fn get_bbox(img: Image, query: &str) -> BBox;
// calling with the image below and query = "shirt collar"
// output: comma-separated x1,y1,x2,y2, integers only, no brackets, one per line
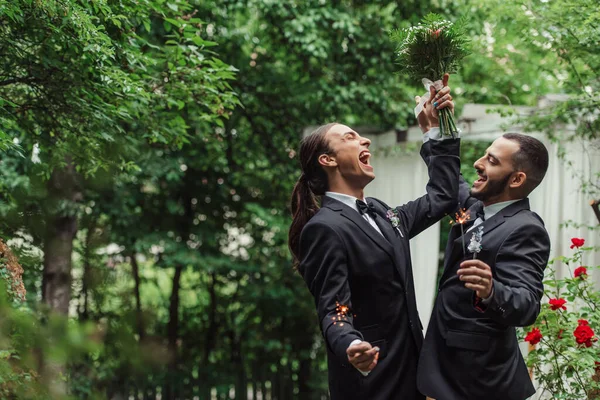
483,199,522,220
325,191,365,214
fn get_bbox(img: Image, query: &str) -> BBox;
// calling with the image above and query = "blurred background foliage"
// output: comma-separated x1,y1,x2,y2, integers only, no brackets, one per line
0,0,597,398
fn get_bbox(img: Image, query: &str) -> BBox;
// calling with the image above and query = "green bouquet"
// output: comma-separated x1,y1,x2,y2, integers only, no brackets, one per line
390,13,471,138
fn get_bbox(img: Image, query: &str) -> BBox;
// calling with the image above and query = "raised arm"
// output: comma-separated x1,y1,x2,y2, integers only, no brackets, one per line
395,138,461,239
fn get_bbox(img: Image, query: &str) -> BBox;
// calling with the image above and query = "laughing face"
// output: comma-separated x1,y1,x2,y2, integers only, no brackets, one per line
321,124,375,189
471,137,521,204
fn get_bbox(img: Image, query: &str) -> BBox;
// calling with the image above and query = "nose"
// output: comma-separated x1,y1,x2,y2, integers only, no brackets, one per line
473,156,485,170
361,136,371,148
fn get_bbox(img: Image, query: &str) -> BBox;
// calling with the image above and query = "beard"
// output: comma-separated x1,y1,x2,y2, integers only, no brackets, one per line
470,171,513,202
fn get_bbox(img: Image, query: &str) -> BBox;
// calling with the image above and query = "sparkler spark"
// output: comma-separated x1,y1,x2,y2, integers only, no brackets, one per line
449,209,471,257
333,302,351,326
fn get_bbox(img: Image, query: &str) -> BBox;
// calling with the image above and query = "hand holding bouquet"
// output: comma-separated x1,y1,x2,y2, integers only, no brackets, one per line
390,13,470,138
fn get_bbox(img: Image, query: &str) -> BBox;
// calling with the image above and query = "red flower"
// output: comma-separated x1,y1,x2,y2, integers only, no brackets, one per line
574,266,587,279
578,319,590,326
431,29,442,38
596,361,600,373
570,238,585,249
525,327,543,345
573,322,595,347
549,298,567,311
557,329,564,339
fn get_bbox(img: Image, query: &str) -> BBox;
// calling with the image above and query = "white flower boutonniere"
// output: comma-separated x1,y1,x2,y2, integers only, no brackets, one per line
468,226,484,259
386,209,404,238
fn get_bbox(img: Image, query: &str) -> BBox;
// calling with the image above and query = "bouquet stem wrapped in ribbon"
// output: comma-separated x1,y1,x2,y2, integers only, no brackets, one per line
390,14,470,138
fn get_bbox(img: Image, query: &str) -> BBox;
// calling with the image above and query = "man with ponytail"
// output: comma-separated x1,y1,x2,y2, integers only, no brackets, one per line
289,75,460,400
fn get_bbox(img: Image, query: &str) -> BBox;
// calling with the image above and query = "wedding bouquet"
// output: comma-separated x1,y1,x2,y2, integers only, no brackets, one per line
390,13,470,138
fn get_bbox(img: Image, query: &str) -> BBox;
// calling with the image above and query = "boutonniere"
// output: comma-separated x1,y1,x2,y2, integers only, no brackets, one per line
468,226,484,259
386,209,404,238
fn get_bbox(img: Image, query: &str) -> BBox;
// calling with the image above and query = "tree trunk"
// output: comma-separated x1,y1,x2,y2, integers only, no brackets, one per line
297,357,311,400
130,252,144,341
41,165,81,397
42,165,82,313
42,215,77,314
164,264,183,400
79,220,95,321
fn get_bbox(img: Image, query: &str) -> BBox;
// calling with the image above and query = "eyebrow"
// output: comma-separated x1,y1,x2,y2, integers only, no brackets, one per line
487,151,500,163
342,131,357,138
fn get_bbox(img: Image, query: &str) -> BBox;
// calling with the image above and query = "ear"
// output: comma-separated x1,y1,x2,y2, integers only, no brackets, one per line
318,153,337,168
509,171,527,189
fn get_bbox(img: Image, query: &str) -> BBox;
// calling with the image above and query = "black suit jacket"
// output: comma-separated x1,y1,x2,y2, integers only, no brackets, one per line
298,139,460,400
417,183,551,400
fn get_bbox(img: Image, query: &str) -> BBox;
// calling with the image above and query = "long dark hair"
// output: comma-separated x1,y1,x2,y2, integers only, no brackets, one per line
288,123,337,265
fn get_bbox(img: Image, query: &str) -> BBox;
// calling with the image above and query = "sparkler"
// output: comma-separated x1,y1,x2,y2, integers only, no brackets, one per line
449,208,470,257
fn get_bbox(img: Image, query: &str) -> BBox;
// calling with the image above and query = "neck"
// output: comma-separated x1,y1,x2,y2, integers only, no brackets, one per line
328,181,365,200
482,193,521,207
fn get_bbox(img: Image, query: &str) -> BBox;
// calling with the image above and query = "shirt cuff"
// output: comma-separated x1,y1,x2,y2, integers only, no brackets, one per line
348,339,370,376
422,127,461,143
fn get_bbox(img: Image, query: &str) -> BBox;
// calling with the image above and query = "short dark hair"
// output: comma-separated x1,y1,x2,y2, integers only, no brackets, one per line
502,133,549,194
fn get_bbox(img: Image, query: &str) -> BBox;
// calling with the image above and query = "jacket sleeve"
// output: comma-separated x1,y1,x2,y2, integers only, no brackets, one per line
299,221,362,365
395,138,461,239
477,223,550,326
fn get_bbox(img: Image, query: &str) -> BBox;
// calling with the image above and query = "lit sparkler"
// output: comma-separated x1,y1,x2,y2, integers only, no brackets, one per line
449,208,470,257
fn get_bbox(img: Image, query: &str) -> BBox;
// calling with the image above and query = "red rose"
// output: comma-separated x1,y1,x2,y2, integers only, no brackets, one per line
596,361,600,373
570,238,585,249
525,327,543,345
573,323,595,347
557,329,564,339
549,298,567,311
578,319,590,326
574,266,587,279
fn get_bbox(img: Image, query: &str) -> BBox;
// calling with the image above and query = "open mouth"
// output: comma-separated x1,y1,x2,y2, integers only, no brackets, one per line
359,150,373,170
474,171,487,186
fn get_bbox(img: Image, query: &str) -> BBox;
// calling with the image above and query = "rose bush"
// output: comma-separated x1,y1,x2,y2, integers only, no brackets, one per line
520,238,600,399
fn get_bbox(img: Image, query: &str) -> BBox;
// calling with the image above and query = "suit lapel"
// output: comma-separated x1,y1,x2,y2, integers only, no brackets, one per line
442,198,531,283
322,197,396,261
370,200,411,287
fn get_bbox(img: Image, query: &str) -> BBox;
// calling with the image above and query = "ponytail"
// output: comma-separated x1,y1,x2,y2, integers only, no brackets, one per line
289,174,320,264
288,123,336,267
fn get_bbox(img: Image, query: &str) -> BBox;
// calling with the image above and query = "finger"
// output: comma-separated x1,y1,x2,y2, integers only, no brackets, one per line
460,260,489,269
457,270,492,282
352,348,379,367
349,345,378,362
435,99,454,110
442,73,449,87
356,358,377,371
347,342,372,356
459,275,489,284
456,267,486,276
464,283,488,292
434,87,450,101
415,95,421,105
366,359,378,371
428,86,436,104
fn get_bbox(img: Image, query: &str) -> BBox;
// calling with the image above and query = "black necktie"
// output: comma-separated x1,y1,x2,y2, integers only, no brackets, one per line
356,200,377,219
